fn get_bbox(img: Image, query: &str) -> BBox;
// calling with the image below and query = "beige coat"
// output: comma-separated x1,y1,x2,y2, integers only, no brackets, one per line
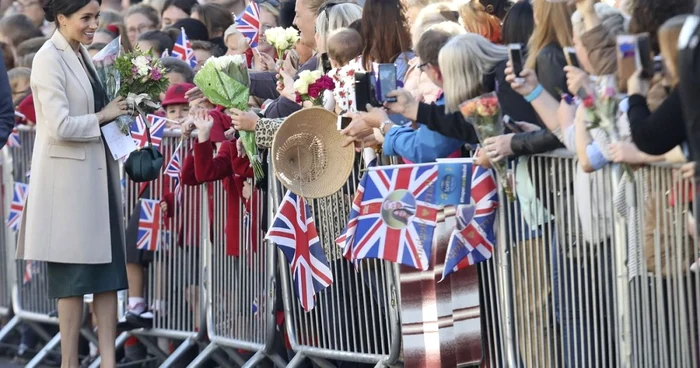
16,31,124,264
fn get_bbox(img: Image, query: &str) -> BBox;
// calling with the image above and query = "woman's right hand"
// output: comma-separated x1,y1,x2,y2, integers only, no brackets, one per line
97,96,128,124
385,89,419,120
505,61,539,97
627,70,651,97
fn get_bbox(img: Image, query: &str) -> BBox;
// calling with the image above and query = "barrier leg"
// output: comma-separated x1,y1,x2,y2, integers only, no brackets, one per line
266,352,289,368
219,345,247,366
135,334,170,361
308,356,336,368
186,341,219,367
241,350,266,368
88,331,130,368
160,336,196,367
0,315,20,342
25,332,60,368
286,352,307,368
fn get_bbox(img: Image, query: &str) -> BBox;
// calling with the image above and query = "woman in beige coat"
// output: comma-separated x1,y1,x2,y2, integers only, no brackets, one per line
15,0,129,365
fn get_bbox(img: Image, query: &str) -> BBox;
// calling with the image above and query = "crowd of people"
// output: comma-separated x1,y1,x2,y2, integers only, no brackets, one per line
0,0,699,366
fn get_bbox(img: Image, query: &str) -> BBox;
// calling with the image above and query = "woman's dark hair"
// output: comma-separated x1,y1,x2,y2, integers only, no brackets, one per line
0,42,15,70
161,57,195,83
348,19,362,34
278,0,297,29
41,0,102,22
501,0,534,45
138,30,175,55
161,0,197,16
361,0,412,70
193,3,233,38
0,15,44,46
169,18,209,41
628,0,694,54
192,40,224,57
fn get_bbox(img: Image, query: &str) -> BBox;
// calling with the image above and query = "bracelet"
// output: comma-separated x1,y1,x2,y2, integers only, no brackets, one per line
524,84,544,103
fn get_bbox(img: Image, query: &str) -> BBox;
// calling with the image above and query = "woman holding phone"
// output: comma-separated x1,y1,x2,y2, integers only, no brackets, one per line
15,0,129,365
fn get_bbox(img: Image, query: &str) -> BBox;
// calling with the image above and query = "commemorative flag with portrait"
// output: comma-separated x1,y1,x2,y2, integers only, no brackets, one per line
347,164,439,271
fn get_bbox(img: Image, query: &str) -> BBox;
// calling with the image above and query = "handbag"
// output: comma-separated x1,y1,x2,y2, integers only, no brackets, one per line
124,116,164,182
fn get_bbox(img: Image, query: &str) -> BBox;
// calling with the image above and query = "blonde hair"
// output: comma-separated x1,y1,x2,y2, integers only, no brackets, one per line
658,14,689,86
303,0,328,16
526,0,574,69
439,33,507,112
260,2,280,19
458,0,502,43
315,3,363,52
411,2,459,49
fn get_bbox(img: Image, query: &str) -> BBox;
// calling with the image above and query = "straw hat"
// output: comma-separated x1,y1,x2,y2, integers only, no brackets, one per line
271,107,355,199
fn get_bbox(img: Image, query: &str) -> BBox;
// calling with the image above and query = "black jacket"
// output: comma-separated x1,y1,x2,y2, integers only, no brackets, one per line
628,89,685,155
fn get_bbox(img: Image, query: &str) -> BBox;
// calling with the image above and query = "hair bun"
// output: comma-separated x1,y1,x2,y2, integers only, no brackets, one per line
42,0,56,22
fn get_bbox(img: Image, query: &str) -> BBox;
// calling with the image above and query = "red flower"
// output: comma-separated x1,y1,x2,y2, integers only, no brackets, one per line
583,95,595,109
295,92,303,103
308,84,322,98
348,70,355,77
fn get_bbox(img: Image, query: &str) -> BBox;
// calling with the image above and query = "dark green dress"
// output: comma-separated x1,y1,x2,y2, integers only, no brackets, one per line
46,54,128,299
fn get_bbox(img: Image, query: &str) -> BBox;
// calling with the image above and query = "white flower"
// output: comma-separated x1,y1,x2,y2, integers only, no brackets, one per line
265,27,298,52
284,28,299,44
293,78,308,95
310,70,322,81
133,55,150,76
210,55,246,71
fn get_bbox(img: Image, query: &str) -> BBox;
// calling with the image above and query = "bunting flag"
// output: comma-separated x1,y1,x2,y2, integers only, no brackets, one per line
348,164,439,271
171,28,197,69
137,199,162,251
235,2,260,47
266,191,333,311
441,164,498,281
164,146,182,178
7,183,28,231
7,127,20,148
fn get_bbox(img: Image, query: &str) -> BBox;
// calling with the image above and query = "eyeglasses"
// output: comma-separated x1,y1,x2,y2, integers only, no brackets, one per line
127,23,156,35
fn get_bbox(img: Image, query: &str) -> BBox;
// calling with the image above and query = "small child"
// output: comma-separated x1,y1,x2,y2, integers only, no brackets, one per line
161,82,195,128
223,24,250,59
326,28,364,114
8,67,30,106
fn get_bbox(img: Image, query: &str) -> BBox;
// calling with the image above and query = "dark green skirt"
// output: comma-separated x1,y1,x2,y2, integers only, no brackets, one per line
46,145,128,299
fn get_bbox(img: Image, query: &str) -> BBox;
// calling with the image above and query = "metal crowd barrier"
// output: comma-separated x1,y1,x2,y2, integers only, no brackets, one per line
271,155,403,367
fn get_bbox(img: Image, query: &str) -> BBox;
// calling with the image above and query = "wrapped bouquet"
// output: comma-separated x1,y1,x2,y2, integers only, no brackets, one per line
459,92,515,201
582,75,634,179
113,46,169,134
264,27,299,60
293,70,335,106
193,55,264,180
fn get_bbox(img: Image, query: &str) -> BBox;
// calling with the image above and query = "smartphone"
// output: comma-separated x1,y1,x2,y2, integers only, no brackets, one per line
616,35,638,93
321,52,332,74
637,33,654,78
503,115,523,133
377,63,397,103
654,55,664,74
337,115,352,130
508,44,524,78
564,47,580,68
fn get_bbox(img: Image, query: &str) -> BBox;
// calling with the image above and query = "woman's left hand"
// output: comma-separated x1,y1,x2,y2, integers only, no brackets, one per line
341,110,382,147
564,66,591,96
609,141,645,164
483,134,515,162
229,108,260,132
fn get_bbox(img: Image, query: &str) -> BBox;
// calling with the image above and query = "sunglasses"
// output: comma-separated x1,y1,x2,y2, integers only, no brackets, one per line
318,1,340,21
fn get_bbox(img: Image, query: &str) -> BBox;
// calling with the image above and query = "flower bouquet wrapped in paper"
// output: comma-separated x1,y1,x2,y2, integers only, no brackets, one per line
264,27,299,60
459,92,515,201
293,70,335,106
92,37,121,101
582,75,634,179
193,54,264,180
113,46,169,134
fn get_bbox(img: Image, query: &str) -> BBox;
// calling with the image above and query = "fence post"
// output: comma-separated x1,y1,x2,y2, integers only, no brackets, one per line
2,147,15,291
612,168,633,368
497,197,517,367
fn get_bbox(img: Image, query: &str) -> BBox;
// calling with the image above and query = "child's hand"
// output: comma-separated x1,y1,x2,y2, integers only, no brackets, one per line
229,108,260,132
193,110,214,142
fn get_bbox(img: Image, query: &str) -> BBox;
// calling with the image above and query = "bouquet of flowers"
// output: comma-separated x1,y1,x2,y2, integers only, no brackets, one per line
294,70,335,106
264,27,299,60
193,55,264,180
459,92,515,201
582,75,634,179
113,46,169,134
93,37,121,101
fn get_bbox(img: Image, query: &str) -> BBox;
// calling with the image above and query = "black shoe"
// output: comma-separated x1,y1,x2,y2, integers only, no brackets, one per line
125,311,153,329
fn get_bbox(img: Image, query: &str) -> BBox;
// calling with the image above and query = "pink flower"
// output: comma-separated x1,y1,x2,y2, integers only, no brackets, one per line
295,92,303,103
308,84,322,98
131,66,138,75
151,68,162,81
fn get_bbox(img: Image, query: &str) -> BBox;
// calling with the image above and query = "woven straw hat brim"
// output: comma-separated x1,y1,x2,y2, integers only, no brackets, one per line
271,107,355,199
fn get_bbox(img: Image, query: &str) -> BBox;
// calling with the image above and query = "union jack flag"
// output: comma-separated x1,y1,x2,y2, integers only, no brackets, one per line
7,127,20,148
235,2,260,47
164,145,181,178
7,183,28,231
137,199,162,251
346,164,439,270
335,173,367,264
441,163,498,281
266,191,333,312
171,28,197,69
252,298,259,317
130,114,167,150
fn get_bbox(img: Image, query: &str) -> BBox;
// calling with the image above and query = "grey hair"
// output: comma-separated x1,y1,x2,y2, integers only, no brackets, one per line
571,2,628,39
439,33,508,113
315,3,363,53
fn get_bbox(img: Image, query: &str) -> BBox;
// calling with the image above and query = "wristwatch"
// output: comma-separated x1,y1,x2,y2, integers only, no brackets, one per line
379,120,393,136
